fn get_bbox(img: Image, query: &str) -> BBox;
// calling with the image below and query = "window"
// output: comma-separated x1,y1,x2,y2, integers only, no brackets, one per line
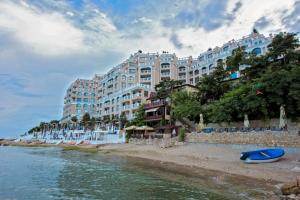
223,46,229,51
252,48,262,55
128,76,134,81
129,69,136,73
91,98,95,103
90,104,95,108
84,92,88,96
77,110,81,114
76,103,81,108
76,98,82,102
84,98,88,102
83,104,88,108
77,92,82,96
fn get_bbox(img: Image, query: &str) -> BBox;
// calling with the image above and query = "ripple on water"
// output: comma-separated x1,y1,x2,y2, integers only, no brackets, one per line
0,147,264,200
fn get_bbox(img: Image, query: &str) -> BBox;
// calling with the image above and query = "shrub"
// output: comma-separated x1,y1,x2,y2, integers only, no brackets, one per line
178,128,186,142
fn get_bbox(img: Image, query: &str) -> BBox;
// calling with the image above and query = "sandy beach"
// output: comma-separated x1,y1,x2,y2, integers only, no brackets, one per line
99,143,300,184
2,139,300,198
2,140,299,183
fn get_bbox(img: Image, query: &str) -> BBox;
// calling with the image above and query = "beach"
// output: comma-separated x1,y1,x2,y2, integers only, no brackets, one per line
99,143,300,183
2,139,300,199
3,139,299,183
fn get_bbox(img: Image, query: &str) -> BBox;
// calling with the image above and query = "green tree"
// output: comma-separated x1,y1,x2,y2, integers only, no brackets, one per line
131,104,146,126
71,116,78,123
226,46,247,72
119,112,128,129
171,90,202,120
155,79,183,99
196,61,230,104
81,113,91,130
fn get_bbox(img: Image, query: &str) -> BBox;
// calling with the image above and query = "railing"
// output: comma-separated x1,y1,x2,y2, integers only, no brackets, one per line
144,100,166,109
122,105,131,110
161,72,170,76
145,115,163,120
122,96,131,100
141,70,151,74
140,77,151,81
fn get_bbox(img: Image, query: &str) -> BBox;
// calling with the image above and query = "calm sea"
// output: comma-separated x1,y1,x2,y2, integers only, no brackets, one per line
0,146,258,200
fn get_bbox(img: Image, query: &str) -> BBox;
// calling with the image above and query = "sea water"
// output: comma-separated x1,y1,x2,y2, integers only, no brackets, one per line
0,146,255,200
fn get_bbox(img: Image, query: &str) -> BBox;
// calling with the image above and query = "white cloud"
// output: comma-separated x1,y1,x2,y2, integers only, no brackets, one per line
0,1,85,56
132,17,153,24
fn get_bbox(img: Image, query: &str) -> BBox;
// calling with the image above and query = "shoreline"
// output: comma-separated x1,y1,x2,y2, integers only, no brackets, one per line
2,140,300,198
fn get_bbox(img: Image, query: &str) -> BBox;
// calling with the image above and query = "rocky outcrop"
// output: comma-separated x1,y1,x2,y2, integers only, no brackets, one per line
280,178,300,199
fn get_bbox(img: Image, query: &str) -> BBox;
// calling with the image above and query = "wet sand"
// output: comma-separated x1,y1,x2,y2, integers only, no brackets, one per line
99,143,300,183
2,140,300,198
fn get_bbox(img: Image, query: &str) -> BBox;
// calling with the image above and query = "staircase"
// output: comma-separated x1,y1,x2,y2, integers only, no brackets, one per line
177,117,196,132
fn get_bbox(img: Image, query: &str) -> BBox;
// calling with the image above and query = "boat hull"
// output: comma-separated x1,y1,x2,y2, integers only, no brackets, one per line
244,157,282,163
240,148,285,164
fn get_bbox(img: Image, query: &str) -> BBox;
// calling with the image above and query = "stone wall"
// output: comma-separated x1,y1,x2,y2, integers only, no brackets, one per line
187,131,300,148
207,118,300,132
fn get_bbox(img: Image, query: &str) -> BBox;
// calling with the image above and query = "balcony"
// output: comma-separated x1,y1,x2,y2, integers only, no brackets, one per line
132,93,142,99
161,72,170,76
141,70,151,74
145,115,163,121
178,68,186,72
122,95,131,101
144,100,166,109
132,103,141,109
140,77,151,82
122,105,131,110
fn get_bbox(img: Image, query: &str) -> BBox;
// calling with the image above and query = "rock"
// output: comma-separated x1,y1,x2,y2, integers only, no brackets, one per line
291,167,300,172
281,178,300,195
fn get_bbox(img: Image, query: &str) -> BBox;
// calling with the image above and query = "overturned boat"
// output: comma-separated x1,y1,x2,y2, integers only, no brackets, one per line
240,148,285,163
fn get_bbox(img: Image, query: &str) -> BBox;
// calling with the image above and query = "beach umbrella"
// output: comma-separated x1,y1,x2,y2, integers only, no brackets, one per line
136,126,154,131
244,114,250,128
124,125,138,130
279,105,287,129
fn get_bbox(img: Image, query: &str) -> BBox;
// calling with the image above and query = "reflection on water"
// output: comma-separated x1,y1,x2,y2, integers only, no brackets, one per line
0,146,229,200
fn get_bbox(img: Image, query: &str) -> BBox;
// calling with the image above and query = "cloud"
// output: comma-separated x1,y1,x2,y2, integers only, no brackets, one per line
162,0,234,31
281,0,300,32
132,17,153,24
254,17,270,30
170,33,183,49
0,1,86,56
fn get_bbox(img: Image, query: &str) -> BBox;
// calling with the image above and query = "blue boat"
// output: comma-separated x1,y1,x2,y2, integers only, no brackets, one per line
240,149,285,163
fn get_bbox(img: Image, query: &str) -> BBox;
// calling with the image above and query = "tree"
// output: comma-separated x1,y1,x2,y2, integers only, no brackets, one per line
131,104,146,126
226,46,247,72
267,32,300,65
155,79,183,99
196,61,230,104
119,112,128,129
71,116,78,123
171,90,202,121
81,113,91,130
89,117,96,131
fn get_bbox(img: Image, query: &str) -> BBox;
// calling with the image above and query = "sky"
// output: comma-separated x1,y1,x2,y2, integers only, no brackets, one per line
0,0,299,138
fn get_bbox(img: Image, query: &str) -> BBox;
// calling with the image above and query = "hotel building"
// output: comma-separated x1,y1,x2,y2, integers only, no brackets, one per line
62,32,272,123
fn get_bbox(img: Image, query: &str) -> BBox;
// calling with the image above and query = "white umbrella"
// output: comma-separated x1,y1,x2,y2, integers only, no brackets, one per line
244,114,250,128
197,114,205,132
279,105,287,129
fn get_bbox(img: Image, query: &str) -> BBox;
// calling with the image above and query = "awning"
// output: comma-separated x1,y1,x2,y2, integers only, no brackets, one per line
145,107,159,113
